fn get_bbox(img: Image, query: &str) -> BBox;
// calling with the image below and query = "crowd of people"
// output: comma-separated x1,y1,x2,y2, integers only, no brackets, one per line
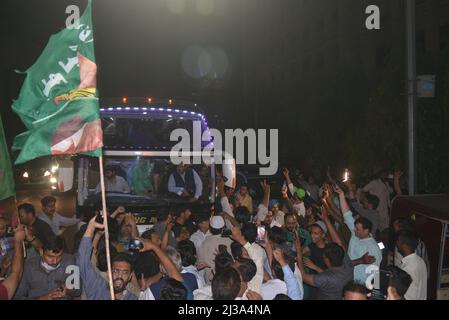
0,166,430,300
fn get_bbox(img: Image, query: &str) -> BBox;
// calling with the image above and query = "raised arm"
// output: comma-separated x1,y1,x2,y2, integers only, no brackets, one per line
281,184,293,212
335,185,350,215
161,217,174,250
272,248,302,300
283,168,296,196
25,228,43,254
261,180,271,209
110,206,126,220
293,233,314,286
393,171,403,196
58,214,80,228
222,212,239,228
318,203,346,251
78,217,109,300
322,184,343,224
140,239,183,282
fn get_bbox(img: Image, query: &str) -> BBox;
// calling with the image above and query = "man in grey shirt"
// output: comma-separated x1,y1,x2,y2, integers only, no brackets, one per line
312,252,354,300
38,196,80,236
297,241,354,300
14,236,80,300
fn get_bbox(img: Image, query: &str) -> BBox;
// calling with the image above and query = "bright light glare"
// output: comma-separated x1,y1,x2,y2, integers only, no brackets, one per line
342,169,350,182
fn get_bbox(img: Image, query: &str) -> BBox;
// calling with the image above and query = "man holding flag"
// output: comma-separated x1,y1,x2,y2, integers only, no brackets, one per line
10,0,116,300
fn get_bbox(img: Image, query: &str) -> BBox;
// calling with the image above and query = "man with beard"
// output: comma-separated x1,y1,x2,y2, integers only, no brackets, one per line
78,216,137,300
95,166,130,194
283,213,312,250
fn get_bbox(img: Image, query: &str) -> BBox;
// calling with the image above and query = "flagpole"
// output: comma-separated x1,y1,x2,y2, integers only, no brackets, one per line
98,155,115,300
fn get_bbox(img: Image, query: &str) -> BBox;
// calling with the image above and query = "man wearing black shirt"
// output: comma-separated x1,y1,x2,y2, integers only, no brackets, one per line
172,207,196,241
18,203,55,255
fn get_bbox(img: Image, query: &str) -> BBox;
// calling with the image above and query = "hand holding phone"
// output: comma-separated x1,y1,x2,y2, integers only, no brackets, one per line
256,226,266,242
128,239,144,252
95,212,104,224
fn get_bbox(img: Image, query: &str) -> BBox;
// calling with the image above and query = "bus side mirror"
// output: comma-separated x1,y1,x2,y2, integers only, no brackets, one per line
56,159,74,192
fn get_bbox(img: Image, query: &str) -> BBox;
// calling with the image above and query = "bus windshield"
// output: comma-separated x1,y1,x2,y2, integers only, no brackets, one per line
79,156,214,207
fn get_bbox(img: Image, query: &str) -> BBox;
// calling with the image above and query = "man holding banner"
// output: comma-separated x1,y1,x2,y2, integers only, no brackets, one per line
10,0,115,300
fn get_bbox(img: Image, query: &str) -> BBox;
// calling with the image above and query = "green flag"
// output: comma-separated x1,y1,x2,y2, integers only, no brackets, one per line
12,0,102,165
0,112,15,200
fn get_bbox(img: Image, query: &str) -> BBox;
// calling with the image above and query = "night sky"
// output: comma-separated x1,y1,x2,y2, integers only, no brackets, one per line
2,0,448,189
1,0,240,141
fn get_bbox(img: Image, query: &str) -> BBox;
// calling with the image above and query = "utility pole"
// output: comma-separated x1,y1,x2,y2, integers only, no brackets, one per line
405,0,417,195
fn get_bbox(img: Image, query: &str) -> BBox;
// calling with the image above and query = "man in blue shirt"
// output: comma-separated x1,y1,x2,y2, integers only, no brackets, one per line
78,217,137,300
335,185,382,284
271,247,303,300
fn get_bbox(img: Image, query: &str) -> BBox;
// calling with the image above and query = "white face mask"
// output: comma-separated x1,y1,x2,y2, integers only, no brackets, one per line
293,203,306,217
41,260,61,272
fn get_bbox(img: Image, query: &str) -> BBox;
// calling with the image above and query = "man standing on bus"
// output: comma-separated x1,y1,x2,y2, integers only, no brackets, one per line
168,163,203,202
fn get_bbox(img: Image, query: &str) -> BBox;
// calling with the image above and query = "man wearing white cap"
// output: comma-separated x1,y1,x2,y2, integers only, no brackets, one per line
197,216,233,285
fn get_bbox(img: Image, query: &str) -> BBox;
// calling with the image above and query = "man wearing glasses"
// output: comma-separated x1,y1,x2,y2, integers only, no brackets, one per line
78,216,137,300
